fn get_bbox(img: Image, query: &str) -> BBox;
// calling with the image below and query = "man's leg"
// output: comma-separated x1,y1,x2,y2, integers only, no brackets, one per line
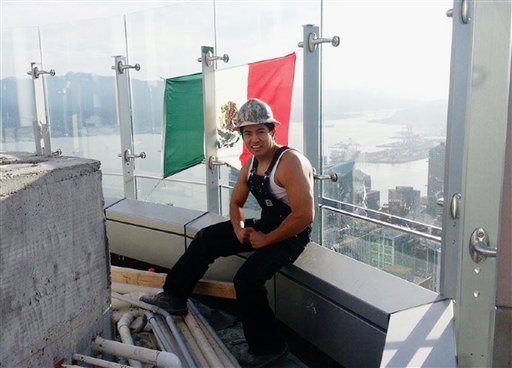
233,238,306,355
142,220,252,314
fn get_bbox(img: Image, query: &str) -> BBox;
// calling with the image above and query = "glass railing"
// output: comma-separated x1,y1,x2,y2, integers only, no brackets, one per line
0,27,41,150
0,0,450,292
40,16,127,173
322,206,441,292
126,2,215,179
321,0,451,230
136,176,207,211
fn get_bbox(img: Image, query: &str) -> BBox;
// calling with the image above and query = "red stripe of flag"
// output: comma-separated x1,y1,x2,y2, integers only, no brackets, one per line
241,52,296,166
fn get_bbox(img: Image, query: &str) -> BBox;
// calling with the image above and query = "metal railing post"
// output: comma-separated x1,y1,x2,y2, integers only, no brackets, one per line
112,55,142,199
27,62,54,156
199,46,221,214
300,24,340,244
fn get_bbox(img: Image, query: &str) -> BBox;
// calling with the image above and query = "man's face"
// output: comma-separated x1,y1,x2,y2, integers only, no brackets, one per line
241,124,274,156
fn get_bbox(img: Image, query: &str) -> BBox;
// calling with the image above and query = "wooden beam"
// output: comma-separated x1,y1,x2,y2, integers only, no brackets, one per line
110,266,236,299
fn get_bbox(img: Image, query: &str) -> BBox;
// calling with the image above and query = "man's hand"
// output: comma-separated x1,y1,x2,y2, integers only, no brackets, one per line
236,227,254,244
249,231,269,249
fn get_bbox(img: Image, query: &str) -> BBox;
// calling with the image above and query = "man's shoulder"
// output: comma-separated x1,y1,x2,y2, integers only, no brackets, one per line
279,148,312,171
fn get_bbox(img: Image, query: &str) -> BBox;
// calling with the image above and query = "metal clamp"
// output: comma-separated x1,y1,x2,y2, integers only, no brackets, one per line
113,60,141,74
197,51,229,67
207,156,227,170
313,172,338,182
450,193,462,219
298,33,340,52
27,66,55,79
469,227,497,263
446,0,470,23
118,149,146,163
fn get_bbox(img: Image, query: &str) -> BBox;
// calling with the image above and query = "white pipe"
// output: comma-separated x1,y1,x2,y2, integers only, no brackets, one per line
176,318,209,368
117,312,143,368
184,312,223,367
145,311,175,353
92,336,182,368
112,308,145,322
112,297,133,309
112,292,195,368
72,354,131,368
188,301,240,368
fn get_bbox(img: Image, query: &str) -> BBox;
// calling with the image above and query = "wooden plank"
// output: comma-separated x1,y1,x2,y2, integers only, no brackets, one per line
111,266,236,299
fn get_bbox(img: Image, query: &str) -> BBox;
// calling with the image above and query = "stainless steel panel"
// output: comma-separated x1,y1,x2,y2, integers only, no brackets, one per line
281,243,441,329
106,198,205,234
276,274,385,367
185,212,226,238
106,220,186,268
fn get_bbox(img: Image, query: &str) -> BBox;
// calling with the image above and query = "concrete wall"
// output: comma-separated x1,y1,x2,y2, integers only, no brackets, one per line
0,152,111,368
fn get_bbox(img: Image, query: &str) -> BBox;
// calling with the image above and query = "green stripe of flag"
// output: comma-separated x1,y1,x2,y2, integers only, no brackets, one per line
163,72,204,178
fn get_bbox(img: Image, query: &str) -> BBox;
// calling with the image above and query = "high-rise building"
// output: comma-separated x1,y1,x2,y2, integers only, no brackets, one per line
387,186,421,216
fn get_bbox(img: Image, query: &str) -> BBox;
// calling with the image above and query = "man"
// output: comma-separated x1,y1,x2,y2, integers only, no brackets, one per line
141,98,314,367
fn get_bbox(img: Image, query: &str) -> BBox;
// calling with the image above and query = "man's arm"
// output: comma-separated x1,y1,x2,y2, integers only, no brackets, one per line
230,160,254,244
249,151,315,248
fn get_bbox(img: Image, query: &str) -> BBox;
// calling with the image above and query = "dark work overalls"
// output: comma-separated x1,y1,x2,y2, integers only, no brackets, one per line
163,146,311,354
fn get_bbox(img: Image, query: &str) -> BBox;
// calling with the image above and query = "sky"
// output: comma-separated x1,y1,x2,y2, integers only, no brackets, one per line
1,1,173,29
1,0,453,101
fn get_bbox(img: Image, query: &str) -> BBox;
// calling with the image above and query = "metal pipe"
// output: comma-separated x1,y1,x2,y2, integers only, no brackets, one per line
111,292,195,368
187,301,240,367
92,336,181,368
117,312,143,367
73,354,132,368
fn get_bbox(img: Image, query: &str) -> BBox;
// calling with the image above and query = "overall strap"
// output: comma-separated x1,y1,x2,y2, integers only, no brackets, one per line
264,146,289,177
249,146,289,178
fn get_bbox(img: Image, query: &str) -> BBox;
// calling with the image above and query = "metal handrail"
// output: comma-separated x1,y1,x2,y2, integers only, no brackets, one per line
322,204,442,243
102,172,442,243
102,171,207,187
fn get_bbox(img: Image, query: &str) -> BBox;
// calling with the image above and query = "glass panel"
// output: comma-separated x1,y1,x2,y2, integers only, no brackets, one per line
215,0,320,215
136,177,206,211
102,174,124,199
126,3,214,188
220,185,260,220
323,208,441,292
0,27,41,151
215,0,321,151
40,17,127,176
322,1,451,228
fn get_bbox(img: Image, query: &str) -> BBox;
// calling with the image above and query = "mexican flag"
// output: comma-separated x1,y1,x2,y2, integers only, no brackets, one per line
162,52,296,177
215,52,296,169
163,72,204,178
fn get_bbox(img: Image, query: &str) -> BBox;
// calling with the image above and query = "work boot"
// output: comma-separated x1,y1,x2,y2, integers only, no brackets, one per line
231,342,288,368
139,292,188,316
